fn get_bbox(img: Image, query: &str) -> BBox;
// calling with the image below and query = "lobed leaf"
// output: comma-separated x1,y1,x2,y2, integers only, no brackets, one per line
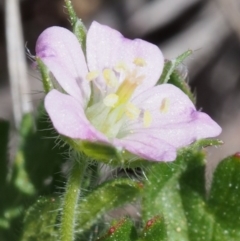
142,148,206,241
207,154,240,240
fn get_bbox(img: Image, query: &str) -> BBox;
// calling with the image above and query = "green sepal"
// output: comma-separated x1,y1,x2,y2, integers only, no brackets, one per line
80,141,123,163
142,148,206,240
65,0,87,51
158,50,192,84
36,57,53,93
76,178,143,233
207,153,240,240
138,216,167,241
20,196,60,241
97,218,138,241
68,139,151,168
191,138,223,149
168,69,195,103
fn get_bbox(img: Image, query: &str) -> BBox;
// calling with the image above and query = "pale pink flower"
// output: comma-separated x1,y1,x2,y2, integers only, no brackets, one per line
35,21,221,162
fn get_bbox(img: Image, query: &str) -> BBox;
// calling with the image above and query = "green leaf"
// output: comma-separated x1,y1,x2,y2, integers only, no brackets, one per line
178,150,213,241
97,218,137,241
180,153,240,240
207,154,240,240
10,106,68,196
65,0,87,50
138,216,167,241
158,50,192,84
168,70,195,103
0,119,9,191
0,119,25,240
9,114,36,196
142,148,206,241
76,178,143,233
20,196,60,241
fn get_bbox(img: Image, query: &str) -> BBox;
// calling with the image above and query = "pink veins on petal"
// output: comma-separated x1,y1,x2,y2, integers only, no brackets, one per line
35,21,222,162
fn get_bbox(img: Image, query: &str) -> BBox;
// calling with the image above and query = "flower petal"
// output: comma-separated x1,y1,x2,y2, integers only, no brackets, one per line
114,134,176,162
121,84,221,147
44,89,108,142
36,26,90,106
127,112,221,148
86,21,164,97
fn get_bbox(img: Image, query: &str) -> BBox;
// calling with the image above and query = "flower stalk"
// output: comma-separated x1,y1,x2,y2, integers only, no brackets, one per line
60,152,87,241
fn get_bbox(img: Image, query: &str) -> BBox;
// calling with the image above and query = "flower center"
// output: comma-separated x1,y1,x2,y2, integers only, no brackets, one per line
86,58,151,138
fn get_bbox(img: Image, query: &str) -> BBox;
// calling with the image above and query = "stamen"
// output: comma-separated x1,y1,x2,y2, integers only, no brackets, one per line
160,98,170,113
115,70,145,105
135,75,145,85
103,94,119,107
114,61,128,73
125,102,140,120
86,71,99,81
143,110,152,128
133,58,147,67
103,69,118,87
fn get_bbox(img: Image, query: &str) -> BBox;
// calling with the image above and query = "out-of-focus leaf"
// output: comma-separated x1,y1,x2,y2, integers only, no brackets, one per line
20,196,60,241
10,105,68,196
0,119,9,192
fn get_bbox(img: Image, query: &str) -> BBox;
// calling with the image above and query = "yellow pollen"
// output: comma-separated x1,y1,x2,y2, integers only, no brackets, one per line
103,93,119,107
86,71,99,81
114,61,128,73
125,102,140,120
143,110,152,128
133,58,147,67
103,69,118,87
160,98,170,113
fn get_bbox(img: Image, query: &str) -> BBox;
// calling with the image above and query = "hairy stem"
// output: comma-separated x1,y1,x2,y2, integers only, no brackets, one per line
60,152,87,241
